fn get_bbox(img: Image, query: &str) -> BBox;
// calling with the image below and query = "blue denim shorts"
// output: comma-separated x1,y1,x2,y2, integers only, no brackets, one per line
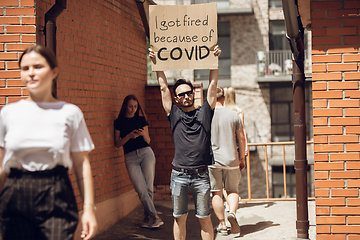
170,168,211,219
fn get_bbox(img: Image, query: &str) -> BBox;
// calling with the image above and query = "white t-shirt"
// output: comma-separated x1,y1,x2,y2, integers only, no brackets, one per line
0,100,95,173
210,106,243,169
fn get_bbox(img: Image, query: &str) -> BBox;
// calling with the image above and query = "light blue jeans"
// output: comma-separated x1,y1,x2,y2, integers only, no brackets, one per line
170,168,211,219
125,147,157,217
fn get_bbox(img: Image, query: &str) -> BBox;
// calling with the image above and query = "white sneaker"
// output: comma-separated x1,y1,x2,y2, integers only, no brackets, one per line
224,202,229,212
216,223,228,235
227,213,240,234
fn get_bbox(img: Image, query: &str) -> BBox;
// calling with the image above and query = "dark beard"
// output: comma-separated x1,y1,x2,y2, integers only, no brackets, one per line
179,100,194,108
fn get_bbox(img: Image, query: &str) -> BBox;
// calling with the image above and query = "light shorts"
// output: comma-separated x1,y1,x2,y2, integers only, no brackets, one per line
209,167,241,193
170,168,211,219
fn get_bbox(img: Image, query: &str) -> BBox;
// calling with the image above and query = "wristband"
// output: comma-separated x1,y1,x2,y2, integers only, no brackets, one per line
83,202,97,211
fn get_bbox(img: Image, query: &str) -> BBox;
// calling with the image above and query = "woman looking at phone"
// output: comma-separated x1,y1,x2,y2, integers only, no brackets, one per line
114,95,163,229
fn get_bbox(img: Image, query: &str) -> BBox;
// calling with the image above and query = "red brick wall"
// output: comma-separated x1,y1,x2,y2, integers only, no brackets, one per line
312,0,360,239
145,86,174,200
2,0,148,209
0,0,36,104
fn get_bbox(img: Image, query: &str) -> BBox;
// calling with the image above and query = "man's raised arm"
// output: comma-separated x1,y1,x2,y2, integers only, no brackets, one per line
207,45,222,109
149,48,173,115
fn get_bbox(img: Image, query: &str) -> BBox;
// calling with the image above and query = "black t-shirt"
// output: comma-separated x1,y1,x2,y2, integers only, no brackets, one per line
168,100,214,169
114,116,149,155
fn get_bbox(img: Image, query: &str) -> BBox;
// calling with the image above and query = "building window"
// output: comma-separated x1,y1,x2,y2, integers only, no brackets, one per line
269,21,289,51
270,81,312,142
272,165,312,198
191,0,229,8
269,20,308,51
269,0,282,8
194,21,230,80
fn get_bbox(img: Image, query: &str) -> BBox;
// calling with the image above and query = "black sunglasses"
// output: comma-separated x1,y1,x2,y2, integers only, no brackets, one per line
177,90,193,98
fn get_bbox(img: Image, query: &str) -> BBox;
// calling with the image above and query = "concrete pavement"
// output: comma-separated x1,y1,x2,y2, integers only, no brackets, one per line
92,200,316,240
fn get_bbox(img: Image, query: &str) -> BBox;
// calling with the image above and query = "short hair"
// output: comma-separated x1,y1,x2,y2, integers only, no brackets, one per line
173,79,193,96
216,86,224,100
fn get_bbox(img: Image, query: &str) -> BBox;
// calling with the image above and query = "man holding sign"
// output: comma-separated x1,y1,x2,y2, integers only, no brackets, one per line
149,44,221,240
149,4,220,239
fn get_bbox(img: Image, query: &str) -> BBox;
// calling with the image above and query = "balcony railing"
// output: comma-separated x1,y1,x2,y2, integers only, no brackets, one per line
191,0,230,8
256,50,311,78
191,0,229,4
240,141,314,202
191,0,253,10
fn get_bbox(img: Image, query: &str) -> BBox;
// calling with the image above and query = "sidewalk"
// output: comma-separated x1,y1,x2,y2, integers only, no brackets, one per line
92,200,316,240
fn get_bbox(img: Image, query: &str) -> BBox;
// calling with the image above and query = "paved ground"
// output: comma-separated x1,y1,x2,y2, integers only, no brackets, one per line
92,200,316,240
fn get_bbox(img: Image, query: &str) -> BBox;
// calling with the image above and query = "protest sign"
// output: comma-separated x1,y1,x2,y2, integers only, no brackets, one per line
149,3,218,71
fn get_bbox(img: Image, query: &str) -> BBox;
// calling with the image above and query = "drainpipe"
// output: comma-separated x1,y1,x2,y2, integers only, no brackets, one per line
135,0,150,38
281,0,309,239
44,0,67,98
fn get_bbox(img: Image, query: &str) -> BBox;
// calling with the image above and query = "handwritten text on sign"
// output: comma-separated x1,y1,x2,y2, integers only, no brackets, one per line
150,3,218,71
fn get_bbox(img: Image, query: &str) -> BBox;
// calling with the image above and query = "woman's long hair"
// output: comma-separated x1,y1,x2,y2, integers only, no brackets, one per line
116,95,147,121
224,87,244,116
224,87,237,109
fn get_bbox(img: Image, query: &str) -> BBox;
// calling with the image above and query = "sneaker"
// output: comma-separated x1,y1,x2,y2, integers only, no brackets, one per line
151,217,164,228
224,202,229,212
142,217,151,228
227,213,240,234
215,223,228,235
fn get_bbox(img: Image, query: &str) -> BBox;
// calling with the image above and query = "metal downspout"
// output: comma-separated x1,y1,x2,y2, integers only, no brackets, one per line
135,0,150,38
44,0,67,98
281,0,309,239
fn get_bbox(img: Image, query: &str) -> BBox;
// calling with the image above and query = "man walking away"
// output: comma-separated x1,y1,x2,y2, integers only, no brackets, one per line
209,86,246,235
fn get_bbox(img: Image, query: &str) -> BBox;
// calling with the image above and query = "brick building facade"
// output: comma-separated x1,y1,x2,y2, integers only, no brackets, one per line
311,0,360,239
151,0,316,200
150,0,360,239
1,0,148,238
2,0,360,238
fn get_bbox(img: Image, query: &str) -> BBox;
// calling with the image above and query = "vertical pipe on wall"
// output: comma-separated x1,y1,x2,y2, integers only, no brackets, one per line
281,0,309,239
292,32,309,239
135,0,150,38
44,0,67,98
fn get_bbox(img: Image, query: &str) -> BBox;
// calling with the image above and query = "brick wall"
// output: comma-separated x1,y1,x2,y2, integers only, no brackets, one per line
145,86,174,200
39,0,148,206
2,0,148,235
0,0,36,104
312,0,360,239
